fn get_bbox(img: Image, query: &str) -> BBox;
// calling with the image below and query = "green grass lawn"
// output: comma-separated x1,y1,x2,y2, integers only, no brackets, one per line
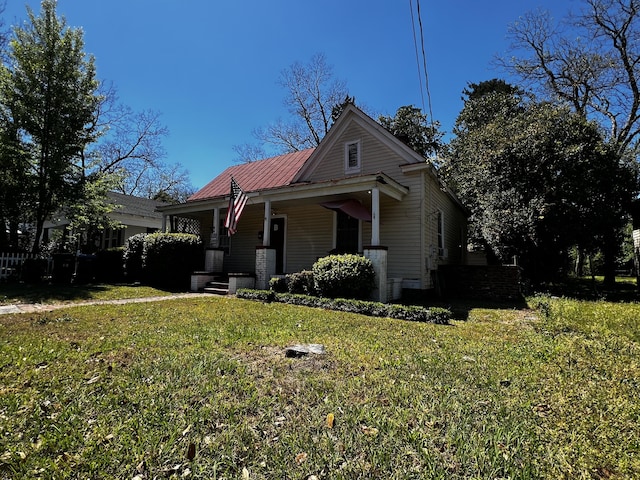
0,294,638,479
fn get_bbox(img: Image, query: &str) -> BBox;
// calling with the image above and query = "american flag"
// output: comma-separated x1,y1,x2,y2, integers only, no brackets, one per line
224,177,248,235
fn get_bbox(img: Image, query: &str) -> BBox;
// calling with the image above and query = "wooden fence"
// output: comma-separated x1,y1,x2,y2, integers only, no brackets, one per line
0,252,37,281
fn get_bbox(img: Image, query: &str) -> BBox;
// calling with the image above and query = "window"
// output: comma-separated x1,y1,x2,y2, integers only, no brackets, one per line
437,210,447,258
103,228,123,249
335,210,359,254
344,140,361,173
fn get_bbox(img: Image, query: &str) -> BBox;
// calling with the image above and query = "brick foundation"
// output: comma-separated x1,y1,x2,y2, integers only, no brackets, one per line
438,265,523,300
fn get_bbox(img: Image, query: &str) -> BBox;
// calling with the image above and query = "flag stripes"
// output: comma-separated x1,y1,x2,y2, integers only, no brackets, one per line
224,177,248,235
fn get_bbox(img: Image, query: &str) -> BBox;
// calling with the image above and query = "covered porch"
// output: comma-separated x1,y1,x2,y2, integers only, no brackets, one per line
158,173,409,302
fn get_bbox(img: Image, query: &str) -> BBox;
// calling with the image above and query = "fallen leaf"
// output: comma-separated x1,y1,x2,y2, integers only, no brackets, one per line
242,466,250,479
533,403,551,416
182,424,192,436
181,467,191,477
361,425,379,436
86,375,100,384
326,412,335,429
295,452,308,464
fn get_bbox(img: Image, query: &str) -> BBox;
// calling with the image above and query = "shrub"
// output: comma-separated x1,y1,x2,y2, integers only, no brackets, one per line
312,254,376,299
269,277,287,293
237,289,451,324
142,233,203,289
20,258,48,283
286,270,315,295
123,233,148,281
236,289,276,303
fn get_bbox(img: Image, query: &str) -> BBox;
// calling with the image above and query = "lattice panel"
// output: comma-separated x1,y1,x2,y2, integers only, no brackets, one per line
173,217,201,236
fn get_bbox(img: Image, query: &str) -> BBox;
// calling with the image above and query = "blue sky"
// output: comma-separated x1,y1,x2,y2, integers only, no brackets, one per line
4,0,579,189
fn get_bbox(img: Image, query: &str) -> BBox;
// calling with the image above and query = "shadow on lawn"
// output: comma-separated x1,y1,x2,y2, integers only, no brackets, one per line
0,282,110,304
401,276,638,321
400,289,529,321
535,276,639,303
0,282,180,305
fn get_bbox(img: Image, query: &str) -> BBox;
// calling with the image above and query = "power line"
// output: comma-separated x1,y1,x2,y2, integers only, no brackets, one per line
409,0,426,112
409,0,437,156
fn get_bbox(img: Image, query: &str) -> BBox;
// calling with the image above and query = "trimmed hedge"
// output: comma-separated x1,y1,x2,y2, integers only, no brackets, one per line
123,233,147,281
237,289,451,324
286,270,315,295
269,277,287,293
312,254,375,299
141,233,203,289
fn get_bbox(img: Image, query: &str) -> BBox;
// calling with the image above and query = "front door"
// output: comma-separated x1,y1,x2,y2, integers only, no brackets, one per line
271,217,285,274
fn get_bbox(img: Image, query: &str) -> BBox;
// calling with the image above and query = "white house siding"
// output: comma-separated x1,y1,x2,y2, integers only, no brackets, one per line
305,122,410,183
424,173,467,276
122,226,149,244
223,206,264,273
301,121,429,284
221,203,335,275
283,204,334,273
378,177,424,282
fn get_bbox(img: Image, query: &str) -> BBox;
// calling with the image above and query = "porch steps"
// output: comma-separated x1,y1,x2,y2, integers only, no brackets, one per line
203,280,230,295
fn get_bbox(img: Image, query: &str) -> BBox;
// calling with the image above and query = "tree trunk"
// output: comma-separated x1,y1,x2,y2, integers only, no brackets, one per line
602,231,618,288
574,248,585,277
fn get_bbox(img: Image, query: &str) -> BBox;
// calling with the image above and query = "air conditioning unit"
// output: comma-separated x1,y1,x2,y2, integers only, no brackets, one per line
438,248,448,259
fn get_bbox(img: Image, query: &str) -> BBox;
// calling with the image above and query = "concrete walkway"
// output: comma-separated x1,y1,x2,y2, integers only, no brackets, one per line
0,292,213,315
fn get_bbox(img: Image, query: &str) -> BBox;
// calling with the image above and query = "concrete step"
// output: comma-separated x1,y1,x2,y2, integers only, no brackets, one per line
203,281,229,295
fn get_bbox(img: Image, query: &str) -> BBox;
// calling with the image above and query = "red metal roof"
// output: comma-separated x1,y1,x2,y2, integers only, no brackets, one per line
188,148,315,202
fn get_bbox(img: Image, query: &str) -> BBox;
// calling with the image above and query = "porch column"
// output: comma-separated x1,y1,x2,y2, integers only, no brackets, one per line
255,246,276,290
263,199,271,246
161,214,167,232
205,208,224,272
364,245,388,303
211,208,220,247
371,186,380,246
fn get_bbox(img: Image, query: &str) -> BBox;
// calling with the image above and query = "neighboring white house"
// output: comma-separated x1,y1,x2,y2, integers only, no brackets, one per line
44,191,166,250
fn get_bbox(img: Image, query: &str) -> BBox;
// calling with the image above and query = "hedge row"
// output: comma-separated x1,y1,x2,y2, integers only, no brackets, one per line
123,232,203,288
236,289,451,325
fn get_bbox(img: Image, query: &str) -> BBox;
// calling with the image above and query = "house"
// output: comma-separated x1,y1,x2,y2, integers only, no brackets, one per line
158,105,468,301
44,191,166,250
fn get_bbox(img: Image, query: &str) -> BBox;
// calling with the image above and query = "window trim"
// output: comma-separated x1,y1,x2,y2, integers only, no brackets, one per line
344,139,361,174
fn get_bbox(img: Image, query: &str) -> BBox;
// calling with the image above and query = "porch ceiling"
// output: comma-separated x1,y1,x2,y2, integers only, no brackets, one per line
158,172,408,215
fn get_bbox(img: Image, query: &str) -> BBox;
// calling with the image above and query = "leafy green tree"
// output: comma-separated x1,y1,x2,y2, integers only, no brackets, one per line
0,0,101,253
0,116,31,250
444,81,636,282
502,0,640,284
378,105,443,159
